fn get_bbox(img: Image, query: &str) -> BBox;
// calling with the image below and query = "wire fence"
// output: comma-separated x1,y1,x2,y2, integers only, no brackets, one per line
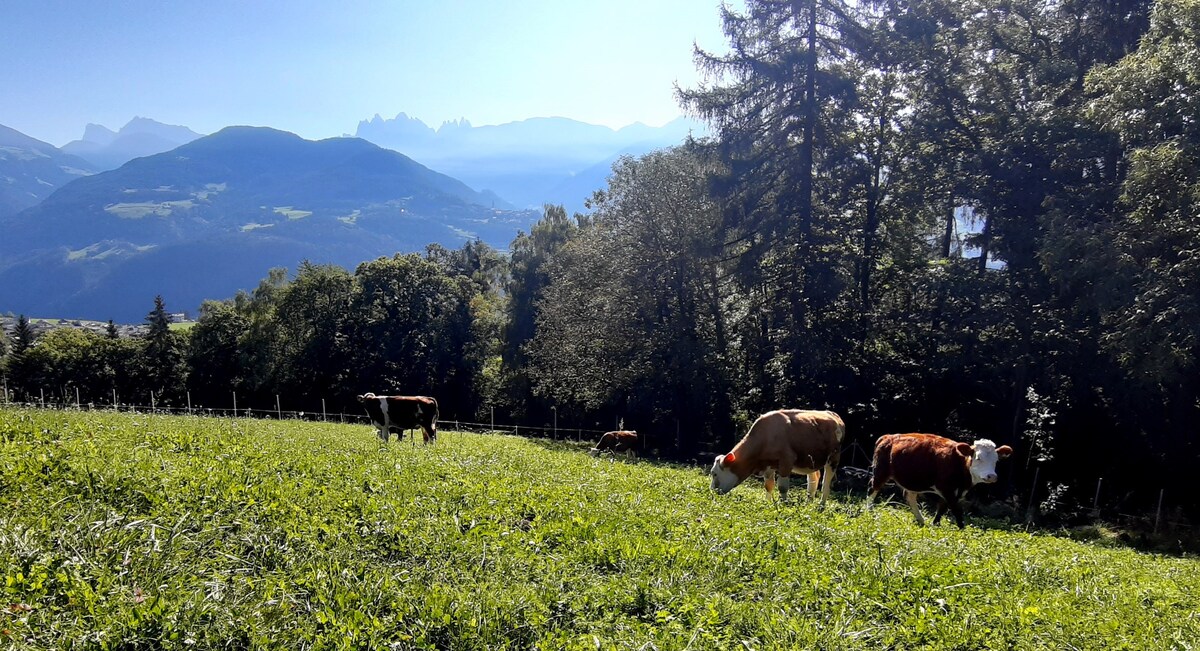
0,387,618,443
1,387,1192,540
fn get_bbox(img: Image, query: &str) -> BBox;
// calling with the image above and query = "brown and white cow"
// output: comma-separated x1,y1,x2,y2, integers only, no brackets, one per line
589,430,638,458
357,393,439,444
709,409,845,504
866,433,1013,528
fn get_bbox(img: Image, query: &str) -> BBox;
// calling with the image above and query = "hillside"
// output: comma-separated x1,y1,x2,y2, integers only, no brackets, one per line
2,408,1196,649
0,127,538,321
0,123,96,219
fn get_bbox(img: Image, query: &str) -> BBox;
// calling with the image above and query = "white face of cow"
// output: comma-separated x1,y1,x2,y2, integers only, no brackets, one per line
968,439,1011,484
709,455,740,494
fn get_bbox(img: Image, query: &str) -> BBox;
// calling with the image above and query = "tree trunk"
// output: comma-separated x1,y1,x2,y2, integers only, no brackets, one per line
941,196,955,259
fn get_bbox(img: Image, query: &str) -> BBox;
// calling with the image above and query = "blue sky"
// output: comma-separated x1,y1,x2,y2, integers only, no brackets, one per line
1,0,733,147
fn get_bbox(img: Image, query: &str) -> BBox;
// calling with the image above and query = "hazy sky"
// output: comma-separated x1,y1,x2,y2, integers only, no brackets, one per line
1,0,734,147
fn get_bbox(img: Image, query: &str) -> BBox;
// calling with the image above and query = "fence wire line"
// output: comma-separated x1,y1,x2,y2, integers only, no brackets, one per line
0,395,618,437
2,395,1188,534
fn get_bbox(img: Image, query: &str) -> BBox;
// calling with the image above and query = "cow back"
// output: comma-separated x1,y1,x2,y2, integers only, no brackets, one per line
740,409,844,473
872,433,971,493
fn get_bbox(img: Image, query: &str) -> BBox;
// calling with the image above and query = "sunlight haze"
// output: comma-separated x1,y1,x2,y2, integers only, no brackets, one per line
1,0,733,146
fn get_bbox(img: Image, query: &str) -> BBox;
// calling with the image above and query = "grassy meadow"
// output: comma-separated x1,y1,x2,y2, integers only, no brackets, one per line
1,407,1198,649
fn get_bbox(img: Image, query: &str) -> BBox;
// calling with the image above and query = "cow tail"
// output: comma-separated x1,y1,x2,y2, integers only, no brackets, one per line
869,435,892,493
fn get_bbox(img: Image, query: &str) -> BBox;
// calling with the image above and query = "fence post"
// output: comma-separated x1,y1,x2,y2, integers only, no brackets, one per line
1025,466,1041,525
1092,477,1103,517
1154,489,1165,535
490,406,494,432
233,391,238,416
112,388,118,410
187,391,192,414
276,394,282,420
322,399,327,422
75,387,80,409
151,391,156,411
40,387,45,408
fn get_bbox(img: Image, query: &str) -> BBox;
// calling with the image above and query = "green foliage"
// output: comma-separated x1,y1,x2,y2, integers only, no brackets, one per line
186,301,251,406
142,296,187,403
1,408,1196,649
350,253,479,414
1084,0,1200,385
529,148,732,450
500,205,581,418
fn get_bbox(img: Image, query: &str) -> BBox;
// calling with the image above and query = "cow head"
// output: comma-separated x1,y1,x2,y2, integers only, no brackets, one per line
962,439,1013,484
709,453,742,494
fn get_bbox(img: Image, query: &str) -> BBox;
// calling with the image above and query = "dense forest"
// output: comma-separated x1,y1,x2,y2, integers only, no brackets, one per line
3,0,1198,517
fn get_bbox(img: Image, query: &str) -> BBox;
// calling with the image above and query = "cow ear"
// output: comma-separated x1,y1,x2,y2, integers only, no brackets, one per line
955,442,974,458
996,445,1013,458
724,452,737,465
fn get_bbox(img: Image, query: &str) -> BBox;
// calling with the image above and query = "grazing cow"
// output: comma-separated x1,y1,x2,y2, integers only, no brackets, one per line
589,430,638,458
866,433,1013,528
709,409,845,504
357,393,439,444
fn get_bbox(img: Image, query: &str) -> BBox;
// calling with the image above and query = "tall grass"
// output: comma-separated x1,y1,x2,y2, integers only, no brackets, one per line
1,407,1197,649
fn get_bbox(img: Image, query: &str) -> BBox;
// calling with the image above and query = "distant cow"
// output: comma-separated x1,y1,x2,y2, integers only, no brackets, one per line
709,409,845,504
866,433,1013,528
589,430,638,458
357,393,439,444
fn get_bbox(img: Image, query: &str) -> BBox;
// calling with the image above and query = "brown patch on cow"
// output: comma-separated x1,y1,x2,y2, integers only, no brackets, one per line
715,409,845,503
867,433,1011,528
357,393,439,444
591,430,638,458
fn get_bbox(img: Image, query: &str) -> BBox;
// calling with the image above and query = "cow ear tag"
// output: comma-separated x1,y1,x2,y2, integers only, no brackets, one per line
724,452,737,465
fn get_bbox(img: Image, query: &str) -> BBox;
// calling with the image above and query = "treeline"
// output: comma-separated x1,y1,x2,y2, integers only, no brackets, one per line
3,0,1199,515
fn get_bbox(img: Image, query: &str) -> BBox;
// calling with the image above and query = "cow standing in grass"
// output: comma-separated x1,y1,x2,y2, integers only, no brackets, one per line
709,409,845,504
866,433,1013,528
589,430,638,459
357,393,439,444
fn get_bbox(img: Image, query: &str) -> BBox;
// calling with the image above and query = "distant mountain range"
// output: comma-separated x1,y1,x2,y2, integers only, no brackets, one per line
0,125,96,219
62,117,203,171
355,114,704,212
0,126,538,322
0,112,701,321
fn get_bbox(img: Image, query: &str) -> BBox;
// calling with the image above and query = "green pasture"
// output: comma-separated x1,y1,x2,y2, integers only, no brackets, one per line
1,408,1197,649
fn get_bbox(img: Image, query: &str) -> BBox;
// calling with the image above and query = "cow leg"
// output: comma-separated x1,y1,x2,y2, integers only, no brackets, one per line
806,470,820,500
932,499,949,525
763,468,777,495
776,463,794,502
949,500,966,529
378,426,389,444
819,463,835,505
904,490,926,526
